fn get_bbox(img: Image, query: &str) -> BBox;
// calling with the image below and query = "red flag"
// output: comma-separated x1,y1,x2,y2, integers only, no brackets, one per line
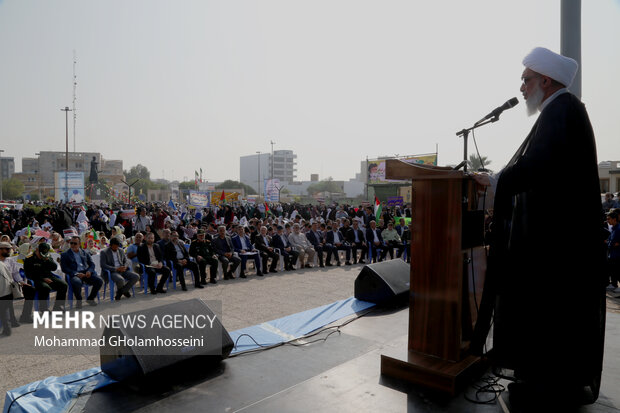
264,202,270,214
220,190,226,201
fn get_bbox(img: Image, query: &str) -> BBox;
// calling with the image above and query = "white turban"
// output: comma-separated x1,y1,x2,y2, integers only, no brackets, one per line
522,47,578,88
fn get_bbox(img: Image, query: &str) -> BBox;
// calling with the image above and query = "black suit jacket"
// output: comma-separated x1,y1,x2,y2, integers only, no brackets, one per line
164,241,190,263
365,227,383,244
254,234,274,253
137,243,164,266
344,227,365,244
305,230,324,247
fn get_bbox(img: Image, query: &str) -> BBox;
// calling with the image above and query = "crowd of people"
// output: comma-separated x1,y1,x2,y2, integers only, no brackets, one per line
0,200,413,336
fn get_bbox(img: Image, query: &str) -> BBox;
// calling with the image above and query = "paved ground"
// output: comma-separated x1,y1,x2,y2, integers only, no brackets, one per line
0,263,362,401
2,263,620,411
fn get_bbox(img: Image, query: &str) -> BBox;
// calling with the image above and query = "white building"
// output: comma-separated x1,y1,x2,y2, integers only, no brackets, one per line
240,150,297,194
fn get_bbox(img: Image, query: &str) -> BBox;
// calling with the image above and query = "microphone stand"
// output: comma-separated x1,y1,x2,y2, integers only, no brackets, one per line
454,117,498,173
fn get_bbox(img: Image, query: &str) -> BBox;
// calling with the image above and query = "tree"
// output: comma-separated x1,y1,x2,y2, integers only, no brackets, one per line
307,177,342,195
2,177,25,200
179,181,197,190
124,164,151,181
215,180,257,195
468,154,492,171
123,164,157,195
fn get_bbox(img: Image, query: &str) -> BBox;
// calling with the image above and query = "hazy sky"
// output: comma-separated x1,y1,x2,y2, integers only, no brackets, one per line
1,1,619,183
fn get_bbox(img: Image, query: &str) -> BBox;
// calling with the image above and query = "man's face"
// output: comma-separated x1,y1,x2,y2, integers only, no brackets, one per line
218,227,226,238
197,233,205,242
293,226,300,233
352,221,359,229
521,68,544,116
171,234,179,243
110,243,119,252
70,238,80,252
370,221,376,229
260,227,267,236
236,227,245,237
134,234,144,244
0,247,10,258
312,223,318,231
146,233,155,245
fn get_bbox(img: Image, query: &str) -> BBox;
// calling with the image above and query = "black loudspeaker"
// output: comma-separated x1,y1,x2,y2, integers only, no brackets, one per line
354,259,410,305
100,298,233,381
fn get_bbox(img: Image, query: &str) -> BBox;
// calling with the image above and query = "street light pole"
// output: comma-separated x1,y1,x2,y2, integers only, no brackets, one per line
0,149,4,200
61,106,72,203
270,140,276,181
256,151,261,199
35,152,41,201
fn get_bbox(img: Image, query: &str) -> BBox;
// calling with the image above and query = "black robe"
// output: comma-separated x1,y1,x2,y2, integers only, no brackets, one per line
486,92,606,387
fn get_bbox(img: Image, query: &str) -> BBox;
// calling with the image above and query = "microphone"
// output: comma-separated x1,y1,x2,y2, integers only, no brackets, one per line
476,97,519,124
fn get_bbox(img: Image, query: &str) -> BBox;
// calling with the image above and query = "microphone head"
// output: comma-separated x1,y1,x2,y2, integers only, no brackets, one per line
506,97,519,108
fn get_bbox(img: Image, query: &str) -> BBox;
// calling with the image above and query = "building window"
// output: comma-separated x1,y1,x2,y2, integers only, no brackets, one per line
600,179,609,193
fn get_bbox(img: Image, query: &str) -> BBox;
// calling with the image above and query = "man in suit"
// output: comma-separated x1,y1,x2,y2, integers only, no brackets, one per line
254,226,279,274
100,237,140,300
343,219,367,264
288,223,316,268
23,243,68,314
60,236,103,308
213,225,240,280
189,229,219,284
231,226,262,278
272,226,299,270
165,231,200,290
324,225,351,266
365,220,386,263
138,232,171,294
306,222,326,268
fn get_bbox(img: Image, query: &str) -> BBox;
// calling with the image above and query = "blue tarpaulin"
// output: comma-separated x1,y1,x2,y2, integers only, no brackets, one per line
230,296,375,353
3,297,375,413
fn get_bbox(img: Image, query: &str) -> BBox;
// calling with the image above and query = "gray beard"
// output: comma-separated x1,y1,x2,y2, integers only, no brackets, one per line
526,84,544,116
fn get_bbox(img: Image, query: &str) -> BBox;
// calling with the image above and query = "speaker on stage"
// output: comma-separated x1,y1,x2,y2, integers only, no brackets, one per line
100,298,234,381
354,259,410,305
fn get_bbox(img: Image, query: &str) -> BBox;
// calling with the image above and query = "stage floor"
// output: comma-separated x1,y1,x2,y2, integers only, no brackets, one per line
85,306,620,413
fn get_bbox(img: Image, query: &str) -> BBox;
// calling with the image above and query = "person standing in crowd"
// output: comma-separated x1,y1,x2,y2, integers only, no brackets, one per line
0,242,18,336
606,209,620,294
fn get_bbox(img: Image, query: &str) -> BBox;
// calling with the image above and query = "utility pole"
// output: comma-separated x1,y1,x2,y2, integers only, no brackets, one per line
35,152,42,200
61,106,72,202
270,140,276,181
0,149,4,200
256,151,261,199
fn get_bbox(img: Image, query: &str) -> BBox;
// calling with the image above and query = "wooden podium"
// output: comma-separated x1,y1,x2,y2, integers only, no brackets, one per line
380,159,489,395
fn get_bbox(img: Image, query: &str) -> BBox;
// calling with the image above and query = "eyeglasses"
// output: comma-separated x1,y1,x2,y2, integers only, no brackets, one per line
70,242,79,245
521,75,540,85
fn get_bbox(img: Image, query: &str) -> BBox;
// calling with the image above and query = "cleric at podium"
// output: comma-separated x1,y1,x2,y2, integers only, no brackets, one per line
483,47,606,406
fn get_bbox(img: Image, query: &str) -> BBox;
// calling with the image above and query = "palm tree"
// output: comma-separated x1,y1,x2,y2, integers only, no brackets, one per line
468,154,492,171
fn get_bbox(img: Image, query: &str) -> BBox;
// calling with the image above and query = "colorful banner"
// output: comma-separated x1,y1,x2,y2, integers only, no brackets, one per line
55,171,85,202
368,154,437,185
264,179,280,202
189,190,211,208
387,196,404,207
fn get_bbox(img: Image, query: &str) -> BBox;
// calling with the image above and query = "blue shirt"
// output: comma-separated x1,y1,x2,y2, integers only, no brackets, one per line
72,250,87,272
